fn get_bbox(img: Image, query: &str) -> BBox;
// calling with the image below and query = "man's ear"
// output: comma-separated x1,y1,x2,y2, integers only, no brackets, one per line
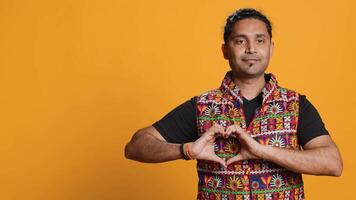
269,41,274,58
221,44,228,60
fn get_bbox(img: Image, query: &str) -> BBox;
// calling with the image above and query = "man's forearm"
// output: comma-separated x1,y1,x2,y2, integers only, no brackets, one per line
259,145,342,176
125,131,182,163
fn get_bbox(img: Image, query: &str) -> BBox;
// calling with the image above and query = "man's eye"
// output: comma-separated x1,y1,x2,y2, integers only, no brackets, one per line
235,40,245,44
257,39,264,44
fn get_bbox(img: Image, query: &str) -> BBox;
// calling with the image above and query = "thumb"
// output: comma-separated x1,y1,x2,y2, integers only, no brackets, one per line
208,154,227,168
226,154,243,166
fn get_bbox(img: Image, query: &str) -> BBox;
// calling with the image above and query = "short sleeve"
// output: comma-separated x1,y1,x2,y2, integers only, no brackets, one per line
152,96,198,143
297,95,330,147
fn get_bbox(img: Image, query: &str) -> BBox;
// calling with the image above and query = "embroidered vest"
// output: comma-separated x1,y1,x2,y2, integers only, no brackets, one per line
195,71,304,200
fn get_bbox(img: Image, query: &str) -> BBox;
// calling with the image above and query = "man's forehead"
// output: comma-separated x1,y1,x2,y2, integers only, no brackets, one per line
230,18,269,37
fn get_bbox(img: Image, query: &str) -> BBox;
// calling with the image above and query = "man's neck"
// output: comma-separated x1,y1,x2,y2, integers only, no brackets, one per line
232,72,266,100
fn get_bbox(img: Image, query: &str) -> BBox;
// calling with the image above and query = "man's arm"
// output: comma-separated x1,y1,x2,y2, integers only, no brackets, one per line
125,97,196,163
124,126,182,163
125,97,197,163
225,126,343,177
259,135,343,176
125,124,228,166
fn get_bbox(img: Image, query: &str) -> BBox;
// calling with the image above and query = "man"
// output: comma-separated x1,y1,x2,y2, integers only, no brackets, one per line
125,8,343,200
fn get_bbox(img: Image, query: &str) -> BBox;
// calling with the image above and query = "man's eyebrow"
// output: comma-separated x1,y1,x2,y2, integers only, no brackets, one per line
230,34,268,39
256,34,268,38
231,34,247,39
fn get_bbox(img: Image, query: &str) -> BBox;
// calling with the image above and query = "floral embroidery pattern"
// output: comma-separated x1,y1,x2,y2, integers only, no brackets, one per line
269,102,283,114
269,135,286,148
208,176,223,189
270,174,285,188
227,176,243,191
204,104,221,117
224,138,239,154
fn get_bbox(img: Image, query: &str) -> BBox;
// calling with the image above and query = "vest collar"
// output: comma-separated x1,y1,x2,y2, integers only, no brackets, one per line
219,70,278,104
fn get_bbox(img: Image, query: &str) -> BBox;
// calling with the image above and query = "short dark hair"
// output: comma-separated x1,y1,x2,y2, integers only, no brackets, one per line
223,8,272,43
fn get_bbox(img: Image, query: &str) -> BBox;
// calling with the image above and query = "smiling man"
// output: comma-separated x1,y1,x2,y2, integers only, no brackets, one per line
125,8,343,200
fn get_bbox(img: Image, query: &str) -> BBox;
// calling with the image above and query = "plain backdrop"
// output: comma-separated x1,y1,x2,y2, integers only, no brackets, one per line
0,0,355,199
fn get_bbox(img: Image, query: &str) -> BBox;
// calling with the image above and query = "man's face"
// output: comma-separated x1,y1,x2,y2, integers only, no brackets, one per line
222,18,274,78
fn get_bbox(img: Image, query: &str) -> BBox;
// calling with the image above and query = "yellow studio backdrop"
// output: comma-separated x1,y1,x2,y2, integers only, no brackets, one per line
0,0,355,199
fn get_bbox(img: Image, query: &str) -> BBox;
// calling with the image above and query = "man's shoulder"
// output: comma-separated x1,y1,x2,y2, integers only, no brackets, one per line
275,85,301,101
276,85,299,94
199,88,223,96
195,88,223,103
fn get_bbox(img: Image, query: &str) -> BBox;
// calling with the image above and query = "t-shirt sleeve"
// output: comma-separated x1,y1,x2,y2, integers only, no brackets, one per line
297,94,330,147
152,96,198,143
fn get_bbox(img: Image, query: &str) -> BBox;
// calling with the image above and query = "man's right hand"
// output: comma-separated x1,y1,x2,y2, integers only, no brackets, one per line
190,124,227,167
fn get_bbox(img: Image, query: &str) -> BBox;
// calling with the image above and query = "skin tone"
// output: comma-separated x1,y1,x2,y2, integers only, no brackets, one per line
125,18,343,177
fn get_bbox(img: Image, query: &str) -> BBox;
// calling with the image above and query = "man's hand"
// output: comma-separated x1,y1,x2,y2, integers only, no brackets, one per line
190,124,263,167
225,125,263,166
190,124,227,167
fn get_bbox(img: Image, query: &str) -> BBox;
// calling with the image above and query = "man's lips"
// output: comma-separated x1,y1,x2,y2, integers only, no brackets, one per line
242,58,260,62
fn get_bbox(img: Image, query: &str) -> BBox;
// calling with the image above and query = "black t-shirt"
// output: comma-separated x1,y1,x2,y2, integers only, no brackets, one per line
153,93,329,148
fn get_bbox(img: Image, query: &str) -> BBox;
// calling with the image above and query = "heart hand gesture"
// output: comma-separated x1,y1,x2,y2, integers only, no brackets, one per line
225,125,263,165
189,124,264,167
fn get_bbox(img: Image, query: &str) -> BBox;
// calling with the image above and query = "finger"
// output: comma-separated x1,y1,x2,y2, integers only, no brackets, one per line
220,126,228,138
204,124,226,140
217,125,226,137
232,125,244,134
225,126,232,137
225,126,237,138
233,130,249,143
226,124,236,132
226,154,243,166
228,125,242,138
233,126,245,134
202,130,215,140
209,154,227,168
212,125,226,138
237,129,252,140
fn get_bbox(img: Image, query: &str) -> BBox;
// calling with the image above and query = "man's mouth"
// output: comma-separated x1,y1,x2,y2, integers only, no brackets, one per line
242,58,260,62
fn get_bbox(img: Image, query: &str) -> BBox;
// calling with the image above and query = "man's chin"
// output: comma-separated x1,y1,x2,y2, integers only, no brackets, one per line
231,68,266,79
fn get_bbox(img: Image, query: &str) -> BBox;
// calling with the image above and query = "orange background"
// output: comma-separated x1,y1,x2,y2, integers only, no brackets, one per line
1,0,355,199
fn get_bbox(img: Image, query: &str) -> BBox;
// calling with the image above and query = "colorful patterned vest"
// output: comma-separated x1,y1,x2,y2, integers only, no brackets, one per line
195,71,304,200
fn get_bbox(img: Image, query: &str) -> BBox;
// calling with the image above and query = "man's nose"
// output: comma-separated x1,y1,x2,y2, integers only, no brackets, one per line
245,42,257,54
